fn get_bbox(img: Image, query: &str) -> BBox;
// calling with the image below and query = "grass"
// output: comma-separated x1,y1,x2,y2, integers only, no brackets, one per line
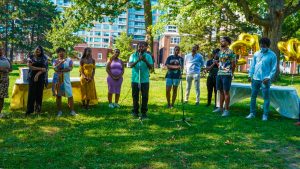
0,65,299,169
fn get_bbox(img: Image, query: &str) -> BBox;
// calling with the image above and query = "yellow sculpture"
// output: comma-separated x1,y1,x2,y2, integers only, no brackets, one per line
229,33,260,65
278,38,300,63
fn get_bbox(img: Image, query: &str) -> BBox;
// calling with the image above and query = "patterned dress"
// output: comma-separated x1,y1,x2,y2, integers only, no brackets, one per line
52,58,73,97
0,56,10,98
80,63,97,101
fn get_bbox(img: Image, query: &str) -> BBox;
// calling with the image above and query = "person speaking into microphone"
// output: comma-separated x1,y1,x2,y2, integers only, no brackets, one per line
128,41,153,119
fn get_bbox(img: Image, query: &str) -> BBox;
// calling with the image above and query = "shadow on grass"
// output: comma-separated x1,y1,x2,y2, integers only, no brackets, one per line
0,81,299,168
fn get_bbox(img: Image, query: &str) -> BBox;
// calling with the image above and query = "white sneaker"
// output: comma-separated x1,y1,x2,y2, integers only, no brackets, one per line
108,103,114,108
70,111,77,116
262,114,268,121
222,110,230,117
57,111,62,117
213,108,222,113
114,103,120,108
246,113,255,119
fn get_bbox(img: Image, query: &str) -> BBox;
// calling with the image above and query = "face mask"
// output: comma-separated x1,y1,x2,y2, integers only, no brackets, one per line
261,47,268,53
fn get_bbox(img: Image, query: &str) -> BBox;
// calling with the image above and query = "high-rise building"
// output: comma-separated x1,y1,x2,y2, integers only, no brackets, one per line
51,0,160,48
127,0,160,41
50,0,71,12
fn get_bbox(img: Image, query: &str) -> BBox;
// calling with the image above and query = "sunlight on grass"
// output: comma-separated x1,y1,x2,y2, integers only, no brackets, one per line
84,129,105,137
0,67,299,169
128,144,154,153
195,133,222,141
149,161,171,168
40,126,60,135
289,136,300,142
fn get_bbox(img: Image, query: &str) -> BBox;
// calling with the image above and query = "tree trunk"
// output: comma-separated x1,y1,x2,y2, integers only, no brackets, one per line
143,0,153,53
4,3,9,57
30,25,35,51
10,18,15,61
263,24,283,81
262,0,285,81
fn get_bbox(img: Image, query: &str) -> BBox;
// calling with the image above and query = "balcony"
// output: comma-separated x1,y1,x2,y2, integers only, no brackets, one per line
118,21,127,25
134,25,145,28
134,18,145,22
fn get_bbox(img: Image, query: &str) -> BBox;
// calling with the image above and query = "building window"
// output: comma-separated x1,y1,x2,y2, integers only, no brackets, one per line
171,37,180,44
104,32,110,36
78,52,82,58
128,28,134,34
167,25,177,32
112,25,118,31
118,25,126,30
135,28,145,34
129,14,135,20
95,24,101,29
103,44,109,48
134,35,145,40
94,44,101,48
89,37,93,42
135,15,144,20
247,58,252,65
94,31,101,36
98,53,103,59
118,18,126,24
135,22,145,27
170,47,174,55
129,21,135,26
112,32,119,36
103,17,109,22
94,38,101,42
103,38,109,43
103,24,110,30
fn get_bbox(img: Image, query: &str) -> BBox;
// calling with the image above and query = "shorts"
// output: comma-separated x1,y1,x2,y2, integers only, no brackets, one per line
166,78,180,87
216,75,232,91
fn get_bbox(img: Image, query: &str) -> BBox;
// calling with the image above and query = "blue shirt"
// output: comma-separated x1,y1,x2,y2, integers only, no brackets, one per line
129,52,153,83
249,49,277,81
184,53,204,74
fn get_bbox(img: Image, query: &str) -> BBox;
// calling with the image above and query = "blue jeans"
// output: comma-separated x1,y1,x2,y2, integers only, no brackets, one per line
250,79,271,116
166,78,180,87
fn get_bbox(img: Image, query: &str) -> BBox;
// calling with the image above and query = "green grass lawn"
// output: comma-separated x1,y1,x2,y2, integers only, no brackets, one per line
0,65,299,169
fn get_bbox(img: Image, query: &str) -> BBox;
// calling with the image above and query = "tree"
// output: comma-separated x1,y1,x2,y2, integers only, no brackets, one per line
114,32,134,61
156,0,257,55
157,0,300,80
59,0,139,32
282,10,300,39
0,0,58,60
144,0,154,53
46,17,83,58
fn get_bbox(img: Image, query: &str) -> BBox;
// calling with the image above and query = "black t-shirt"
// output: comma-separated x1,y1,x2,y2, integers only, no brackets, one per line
165,55,184,79
206,59,219,77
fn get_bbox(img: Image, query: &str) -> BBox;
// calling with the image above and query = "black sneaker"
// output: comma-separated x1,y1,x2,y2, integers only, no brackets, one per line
131,112,139,118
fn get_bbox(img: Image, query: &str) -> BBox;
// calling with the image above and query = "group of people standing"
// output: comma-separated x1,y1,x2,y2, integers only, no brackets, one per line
0,36,298,123
163,36,281,121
